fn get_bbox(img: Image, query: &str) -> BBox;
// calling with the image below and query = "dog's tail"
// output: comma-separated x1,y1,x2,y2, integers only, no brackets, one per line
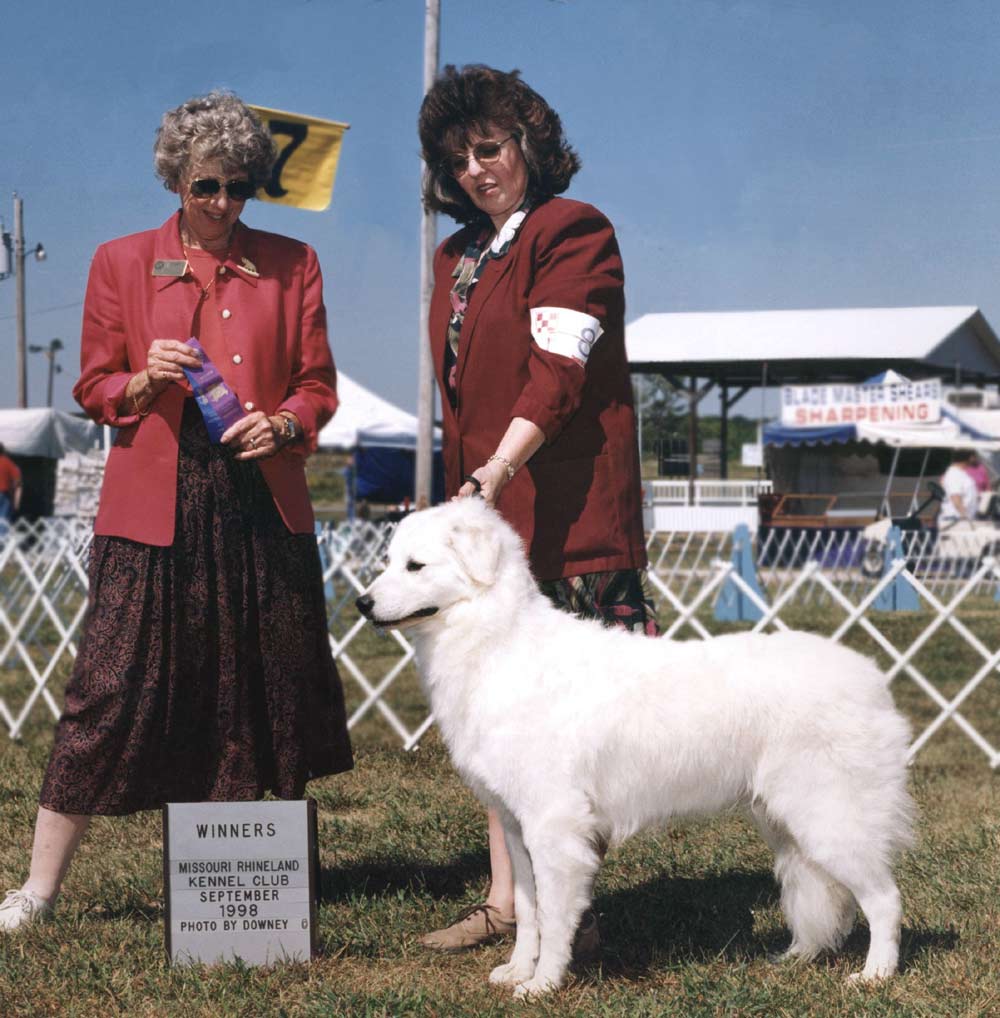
774,846,857,957
752,806,857,957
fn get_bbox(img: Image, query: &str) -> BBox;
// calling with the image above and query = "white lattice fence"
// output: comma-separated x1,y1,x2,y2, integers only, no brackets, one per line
651,525,1000,769
3,518,999,765
315,521,431,750
0,521,93,740
0,518,429,748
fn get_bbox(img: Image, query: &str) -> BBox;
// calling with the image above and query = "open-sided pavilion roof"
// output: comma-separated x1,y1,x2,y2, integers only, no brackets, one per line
626,306,1000,386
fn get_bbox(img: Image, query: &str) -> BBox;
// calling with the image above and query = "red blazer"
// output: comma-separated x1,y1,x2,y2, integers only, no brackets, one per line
430,197,646,580
74,212,337,545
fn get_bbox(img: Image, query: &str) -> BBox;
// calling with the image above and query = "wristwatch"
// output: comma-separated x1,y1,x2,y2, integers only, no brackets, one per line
275,414,298,444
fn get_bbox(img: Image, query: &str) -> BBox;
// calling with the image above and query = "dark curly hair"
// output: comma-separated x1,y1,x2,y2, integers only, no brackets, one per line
418,65,581,225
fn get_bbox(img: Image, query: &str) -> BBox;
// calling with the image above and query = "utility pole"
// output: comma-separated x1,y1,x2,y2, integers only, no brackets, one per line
29,338,63,407
414,0,440,507
4,194,46,408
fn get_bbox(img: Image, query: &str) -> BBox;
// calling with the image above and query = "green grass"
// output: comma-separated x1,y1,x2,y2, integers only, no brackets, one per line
305,451,348,518
2,606,999,1017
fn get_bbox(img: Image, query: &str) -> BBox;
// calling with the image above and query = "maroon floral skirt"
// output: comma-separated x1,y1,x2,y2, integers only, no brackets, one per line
39,400,353,815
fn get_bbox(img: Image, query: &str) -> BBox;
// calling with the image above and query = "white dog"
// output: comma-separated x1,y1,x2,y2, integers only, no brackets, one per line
357,498,915,997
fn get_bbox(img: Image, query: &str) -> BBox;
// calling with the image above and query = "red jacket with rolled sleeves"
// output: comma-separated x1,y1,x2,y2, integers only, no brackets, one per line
429,197,647,580
74,212,337,545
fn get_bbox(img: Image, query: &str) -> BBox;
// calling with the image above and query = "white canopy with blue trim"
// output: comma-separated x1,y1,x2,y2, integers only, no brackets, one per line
765,371,1000,450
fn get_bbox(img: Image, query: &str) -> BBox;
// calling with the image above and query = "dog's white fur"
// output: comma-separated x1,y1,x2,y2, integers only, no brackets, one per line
359,498,915,997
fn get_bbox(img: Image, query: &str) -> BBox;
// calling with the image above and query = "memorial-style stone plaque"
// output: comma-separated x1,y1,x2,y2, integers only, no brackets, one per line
163,800,318,966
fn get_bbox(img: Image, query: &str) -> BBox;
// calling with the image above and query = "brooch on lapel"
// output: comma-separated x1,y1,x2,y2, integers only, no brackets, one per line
236,257,260,278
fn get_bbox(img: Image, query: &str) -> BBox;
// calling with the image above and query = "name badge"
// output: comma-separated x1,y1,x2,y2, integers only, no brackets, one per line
152,259,189,277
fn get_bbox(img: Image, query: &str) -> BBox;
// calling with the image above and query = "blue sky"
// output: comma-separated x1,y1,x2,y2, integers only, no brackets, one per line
4,0,1000,414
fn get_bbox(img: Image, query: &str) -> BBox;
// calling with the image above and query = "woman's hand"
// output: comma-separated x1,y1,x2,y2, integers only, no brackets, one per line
457,457,510,507
220,412,285,460
146,339,202,394
454,418,545,507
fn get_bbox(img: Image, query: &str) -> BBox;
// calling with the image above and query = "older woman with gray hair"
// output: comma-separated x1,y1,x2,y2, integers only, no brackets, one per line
0,91,352,931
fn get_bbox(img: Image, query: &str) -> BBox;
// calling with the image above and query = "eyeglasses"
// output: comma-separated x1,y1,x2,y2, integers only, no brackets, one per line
189,178,257,201
444,135,517,177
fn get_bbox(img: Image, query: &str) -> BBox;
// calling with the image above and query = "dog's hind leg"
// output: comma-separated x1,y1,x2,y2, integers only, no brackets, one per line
751,803,857,964
490,811,539,987
759,797,904,980
847,877,903,981
511,802,602,998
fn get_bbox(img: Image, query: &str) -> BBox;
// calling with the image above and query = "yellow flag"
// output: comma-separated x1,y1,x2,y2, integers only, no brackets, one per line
249,105,349,212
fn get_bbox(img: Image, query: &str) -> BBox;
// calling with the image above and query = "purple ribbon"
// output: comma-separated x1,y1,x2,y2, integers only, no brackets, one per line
181,338,246,443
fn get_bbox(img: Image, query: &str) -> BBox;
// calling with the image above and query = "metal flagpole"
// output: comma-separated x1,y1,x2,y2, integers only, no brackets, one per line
414,0,440,507
14,195,27,409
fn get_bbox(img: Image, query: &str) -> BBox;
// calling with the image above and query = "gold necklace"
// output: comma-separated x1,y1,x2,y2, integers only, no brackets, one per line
182,240,230,299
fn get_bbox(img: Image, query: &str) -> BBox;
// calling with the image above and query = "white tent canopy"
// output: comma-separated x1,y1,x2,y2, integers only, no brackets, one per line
0,408,101,458
318,372,441,450
767,368,1000,450
855,417,1000,451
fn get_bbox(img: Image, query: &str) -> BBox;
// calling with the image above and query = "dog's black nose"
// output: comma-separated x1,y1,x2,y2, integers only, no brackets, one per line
356,593,374,618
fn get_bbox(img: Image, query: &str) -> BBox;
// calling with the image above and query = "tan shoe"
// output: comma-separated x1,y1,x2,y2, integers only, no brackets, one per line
418,903,516,952
572,909,601,964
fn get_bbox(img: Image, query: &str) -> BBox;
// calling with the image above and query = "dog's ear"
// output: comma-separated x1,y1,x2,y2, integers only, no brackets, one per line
447,515,501,587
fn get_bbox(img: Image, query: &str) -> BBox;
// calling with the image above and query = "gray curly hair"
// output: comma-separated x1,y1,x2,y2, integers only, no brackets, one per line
154,91,276,193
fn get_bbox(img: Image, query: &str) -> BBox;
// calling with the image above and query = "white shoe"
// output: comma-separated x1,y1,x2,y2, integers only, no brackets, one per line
0,888,53,931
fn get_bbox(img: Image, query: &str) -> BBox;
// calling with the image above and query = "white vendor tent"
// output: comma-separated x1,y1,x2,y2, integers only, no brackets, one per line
317,373,444,507
317,372,440,450
0,408,101,457
766,409,1000,452
765,370,1000,452
0,409,102,519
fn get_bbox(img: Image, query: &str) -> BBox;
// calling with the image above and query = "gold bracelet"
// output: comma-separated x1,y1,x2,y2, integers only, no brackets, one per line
130,374,153,418
487,453,515,481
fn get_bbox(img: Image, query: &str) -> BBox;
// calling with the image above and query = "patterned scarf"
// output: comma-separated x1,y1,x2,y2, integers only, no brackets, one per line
444,201,532,397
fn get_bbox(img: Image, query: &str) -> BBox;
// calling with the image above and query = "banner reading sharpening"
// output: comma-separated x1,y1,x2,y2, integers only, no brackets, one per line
780,378,942,428
249,105,349,212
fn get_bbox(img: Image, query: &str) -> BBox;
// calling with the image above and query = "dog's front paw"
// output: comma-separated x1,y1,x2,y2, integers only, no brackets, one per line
490,960,534,986
512,975,561,999
848,967,895,985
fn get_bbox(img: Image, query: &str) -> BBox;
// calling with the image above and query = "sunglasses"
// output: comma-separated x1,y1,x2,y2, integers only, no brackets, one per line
444,135,517,177
189,178,257,201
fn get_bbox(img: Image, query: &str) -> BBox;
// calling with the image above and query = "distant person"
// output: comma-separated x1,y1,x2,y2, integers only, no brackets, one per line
0,91,352,933
965,451,991,495
938,450,980,527
416,65,654,958
0,443,22,522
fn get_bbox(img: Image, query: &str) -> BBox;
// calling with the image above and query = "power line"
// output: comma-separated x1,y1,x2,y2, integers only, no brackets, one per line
0,299,82,321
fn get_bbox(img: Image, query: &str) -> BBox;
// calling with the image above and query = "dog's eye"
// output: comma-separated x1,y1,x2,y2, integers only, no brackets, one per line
406,560,425,572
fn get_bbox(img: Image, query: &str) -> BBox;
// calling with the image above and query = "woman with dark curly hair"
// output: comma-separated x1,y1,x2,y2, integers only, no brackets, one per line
0,91,352,932
416,65,654,960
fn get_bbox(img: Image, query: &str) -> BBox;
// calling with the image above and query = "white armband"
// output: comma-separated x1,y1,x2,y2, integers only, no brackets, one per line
530,307,604,365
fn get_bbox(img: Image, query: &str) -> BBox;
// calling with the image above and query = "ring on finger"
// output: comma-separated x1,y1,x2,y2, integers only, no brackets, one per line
249,436,257,449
